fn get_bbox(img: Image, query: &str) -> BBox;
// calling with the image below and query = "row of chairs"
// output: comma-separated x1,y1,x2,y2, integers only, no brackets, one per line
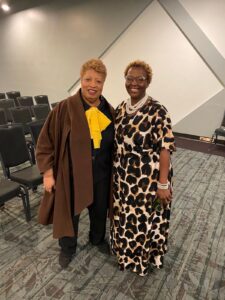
0,91,59,109
0,103,50,124
0,91,58,221
0,92,50,107
0,122,44,221
0,93,50,120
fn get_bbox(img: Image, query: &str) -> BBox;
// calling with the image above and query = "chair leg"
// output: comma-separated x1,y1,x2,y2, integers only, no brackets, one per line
28,143,36,164
215,134,218,144
20,186,31,221
32,186,38,193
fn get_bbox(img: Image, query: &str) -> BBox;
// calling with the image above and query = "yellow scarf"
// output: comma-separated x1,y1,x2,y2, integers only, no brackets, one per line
85,107,111,149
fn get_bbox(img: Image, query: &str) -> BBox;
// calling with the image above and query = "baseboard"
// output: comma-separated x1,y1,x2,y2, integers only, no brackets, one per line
174,132,225,145
174,132,199,140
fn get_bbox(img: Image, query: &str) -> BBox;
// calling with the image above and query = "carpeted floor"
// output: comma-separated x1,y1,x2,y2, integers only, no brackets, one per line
0,147,225,300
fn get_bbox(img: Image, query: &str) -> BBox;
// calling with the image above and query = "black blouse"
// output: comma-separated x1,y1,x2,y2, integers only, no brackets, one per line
81,91,114,183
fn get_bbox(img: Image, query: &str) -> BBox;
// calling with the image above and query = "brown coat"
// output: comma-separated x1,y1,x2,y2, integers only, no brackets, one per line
36,91,114,238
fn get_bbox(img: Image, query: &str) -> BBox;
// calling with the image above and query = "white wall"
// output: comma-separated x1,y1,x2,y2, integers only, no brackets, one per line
72,0,222,127
180,0,225,59
0,0,151,102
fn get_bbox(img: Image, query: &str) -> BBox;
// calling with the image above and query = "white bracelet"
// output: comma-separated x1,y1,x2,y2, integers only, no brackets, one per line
157,181,170,190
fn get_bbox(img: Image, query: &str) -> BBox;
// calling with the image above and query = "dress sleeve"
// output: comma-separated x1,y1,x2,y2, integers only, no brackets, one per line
156,105,176,153
36,107,59,174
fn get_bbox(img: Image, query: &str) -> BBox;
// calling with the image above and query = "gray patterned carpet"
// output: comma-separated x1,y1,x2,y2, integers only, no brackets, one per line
0,148,225,300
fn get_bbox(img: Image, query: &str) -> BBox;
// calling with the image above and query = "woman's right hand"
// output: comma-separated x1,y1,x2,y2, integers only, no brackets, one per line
43,169,55,193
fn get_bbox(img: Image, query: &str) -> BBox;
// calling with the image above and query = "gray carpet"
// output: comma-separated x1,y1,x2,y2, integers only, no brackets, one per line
0,148,225,300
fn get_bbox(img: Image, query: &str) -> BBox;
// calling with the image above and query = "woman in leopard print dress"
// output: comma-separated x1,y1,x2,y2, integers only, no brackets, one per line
110,60,175,276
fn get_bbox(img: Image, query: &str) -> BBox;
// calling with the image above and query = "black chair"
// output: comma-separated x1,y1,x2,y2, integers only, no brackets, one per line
0,126,43,219
17,96,35,117
9,107,36,163
51,102,59,109
34,95,50,110
0,92,6,99
6,91,21,106
213,111,225,144
27,120,45,146
0,99,15,122
0,122,35,164
10,107,32,134
0,179,30,221
31,104,50,121
0,108,7,125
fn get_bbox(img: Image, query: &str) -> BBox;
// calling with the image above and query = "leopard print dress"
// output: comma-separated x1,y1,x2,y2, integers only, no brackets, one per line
110,97,175,276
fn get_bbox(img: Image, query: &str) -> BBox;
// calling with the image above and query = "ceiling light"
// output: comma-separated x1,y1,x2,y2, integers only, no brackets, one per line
1,3,10,12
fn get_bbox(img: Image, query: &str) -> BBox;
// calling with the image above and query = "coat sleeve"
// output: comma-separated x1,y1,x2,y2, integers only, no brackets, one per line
36,106,59,174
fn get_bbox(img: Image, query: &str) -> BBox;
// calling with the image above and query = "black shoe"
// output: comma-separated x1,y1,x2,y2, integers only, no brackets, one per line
90,238,110,254
58,251,74,269
90,239,104,246
89,234,105,246
97,240,111,255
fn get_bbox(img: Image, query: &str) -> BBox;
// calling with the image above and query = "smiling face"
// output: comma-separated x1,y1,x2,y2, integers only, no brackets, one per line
125,67,149,104
81,69,105,106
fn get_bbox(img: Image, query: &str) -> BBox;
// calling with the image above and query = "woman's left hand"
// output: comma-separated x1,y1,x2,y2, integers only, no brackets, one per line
156,188,173,208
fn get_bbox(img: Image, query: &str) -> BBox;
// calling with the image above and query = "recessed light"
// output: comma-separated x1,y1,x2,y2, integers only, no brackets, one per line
1,3,10,12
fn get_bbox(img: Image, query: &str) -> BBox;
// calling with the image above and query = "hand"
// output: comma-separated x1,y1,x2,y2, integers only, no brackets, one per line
43,174,55,193
156,187,173,208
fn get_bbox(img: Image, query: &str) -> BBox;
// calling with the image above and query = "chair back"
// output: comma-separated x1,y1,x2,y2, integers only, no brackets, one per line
0,126,30,169
17,96,34,107
0,108,7,125
221,112,225,127
34,95,50,109
10,107,32,123
0,99,15,122
6,91,21,106
51,102,59,109
17,96,34,116
28,120,45,146
31,104,50,120
10,107,32,134
0,92,6,99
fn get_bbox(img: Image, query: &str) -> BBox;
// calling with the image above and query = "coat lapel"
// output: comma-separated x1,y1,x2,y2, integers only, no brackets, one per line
67,91,93,215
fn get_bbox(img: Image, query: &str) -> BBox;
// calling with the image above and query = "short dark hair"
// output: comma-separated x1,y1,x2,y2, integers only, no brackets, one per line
124,60,153,84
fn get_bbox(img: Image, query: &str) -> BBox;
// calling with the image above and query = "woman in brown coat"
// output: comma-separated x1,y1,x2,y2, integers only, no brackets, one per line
36,58,114,268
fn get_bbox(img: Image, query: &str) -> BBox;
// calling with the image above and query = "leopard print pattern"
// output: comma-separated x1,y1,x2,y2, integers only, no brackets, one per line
110,97,175,276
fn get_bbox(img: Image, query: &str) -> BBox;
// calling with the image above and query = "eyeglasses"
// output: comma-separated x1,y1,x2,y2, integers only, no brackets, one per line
125,76,147,84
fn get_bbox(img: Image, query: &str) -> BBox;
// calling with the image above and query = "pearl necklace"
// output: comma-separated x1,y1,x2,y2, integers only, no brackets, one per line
125,94,149,115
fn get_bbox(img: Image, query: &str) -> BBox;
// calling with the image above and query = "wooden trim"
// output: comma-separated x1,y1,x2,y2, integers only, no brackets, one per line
174,131,225,145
